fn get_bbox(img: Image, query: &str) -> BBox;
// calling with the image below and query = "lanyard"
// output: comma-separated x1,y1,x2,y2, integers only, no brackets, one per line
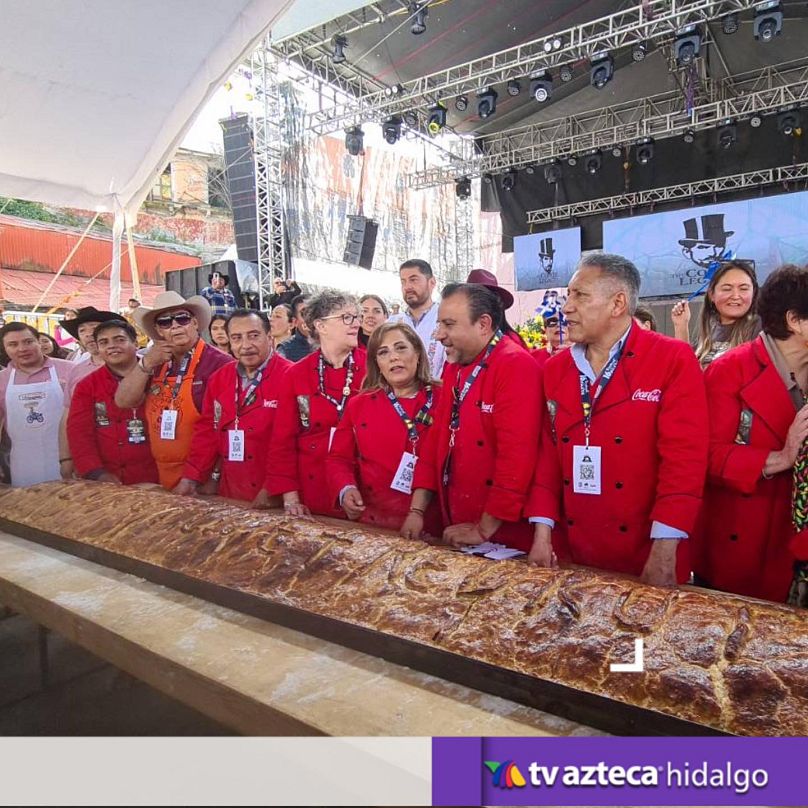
448,330,502,447
317,351,355,416
386,386,434,449
579,343,623,447
157,350,193,408
234,357,270,426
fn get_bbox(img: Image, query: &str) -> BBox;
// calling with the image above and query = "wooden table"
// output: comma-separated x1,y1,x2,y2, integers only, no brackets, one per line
0,531,603,737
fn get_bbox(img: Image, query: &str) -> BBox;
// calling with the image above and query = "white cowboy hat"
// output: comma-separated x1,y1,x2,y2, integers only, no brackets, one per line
133,291,211,342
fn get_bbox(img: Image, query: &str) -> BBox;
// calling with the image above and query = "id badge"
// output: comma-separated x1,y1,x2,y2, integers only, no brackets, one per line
573,445,602,495
228,429,245,462
390,451,417,495
160,409,178,440
127,418,146,444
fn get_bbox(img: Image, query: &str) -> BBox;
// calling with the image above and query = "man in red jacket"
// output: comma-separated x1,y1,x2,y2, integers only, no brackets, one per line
526,252,709,586
403,283,542,551
175,310,290,503
67,320,158,484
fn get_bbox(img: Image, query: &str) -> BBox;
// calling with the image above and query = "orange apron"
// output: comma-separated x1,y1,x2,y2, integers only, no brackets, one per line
144,339,205,490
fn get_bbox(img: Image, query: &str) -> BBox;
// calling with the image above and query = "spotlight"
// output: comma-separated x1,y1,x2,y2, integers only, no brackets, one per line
552,37,562,50
674,26,702,67
529,72,552,103
502,168,517,192
482,173,494,185
584,150,602,175
409,1,428,35
754,1,782,42
566,154,578,166
427,102,447,136
750,114,763,128
778,110,801,136
718,121,737,150
636,137,654,164
402,110,418,128
455,95,468,112
590,53,614,90
559,64,574,82
611,145,622,157
632,40,648,62
544,161,562,184
384,83,404,97
382,116,402,145
476,88,498,119
683,128,696,143
455,177,472,199
524,165,536,175
722,12,739,35
345,125,363,156
332,34,348,64
506,79,522,97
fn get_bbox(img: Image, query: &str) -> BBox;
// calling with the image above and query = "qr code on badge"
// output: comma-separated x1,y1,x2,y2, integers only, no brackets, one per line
400,464,414,484
579,465,595,480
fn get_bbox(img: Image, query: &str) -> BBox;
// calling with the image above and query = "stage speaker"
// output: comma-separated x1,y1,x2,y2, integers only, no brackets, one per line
220,115,258,265
343,215,378,269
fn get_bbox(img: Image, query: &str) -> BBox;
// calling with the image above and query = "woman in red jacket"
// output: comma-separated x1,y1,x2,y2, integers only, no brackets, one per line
266,290,366,517
696,264,808,603
327,322,442,534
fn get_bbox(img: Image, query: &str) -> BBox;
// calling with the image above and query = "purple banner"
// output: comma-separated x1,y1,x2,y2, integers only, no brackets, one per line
432,737,808,806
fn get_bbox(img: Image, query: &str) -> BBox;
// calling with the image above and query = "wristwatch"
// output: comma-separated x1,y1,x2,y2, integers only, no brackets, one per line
137,356,153,375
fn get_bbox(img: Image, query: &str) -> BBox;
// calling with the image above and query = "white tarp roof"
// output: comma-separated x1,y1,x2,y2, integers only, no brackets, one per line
0,0,295,218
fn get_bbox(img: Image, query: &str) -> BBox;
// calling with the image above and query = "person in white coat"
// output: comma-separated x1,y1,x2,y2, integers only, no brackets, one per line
0,323,79,485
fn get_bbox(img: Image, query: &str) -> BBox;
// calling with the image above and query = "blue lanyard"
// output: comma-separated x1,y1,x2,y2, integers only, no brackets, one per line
235,357,270,419
449,330,502,443
157,350,193,406
386,385,434,447
579,344,623,446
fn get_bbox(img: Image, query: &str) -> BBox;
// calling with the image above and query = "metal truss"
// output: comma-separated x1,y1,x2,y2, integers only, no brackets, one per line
406,57,808,189
306,0,763,136
525,162,808,225
453,195,474,281
252,38,288,308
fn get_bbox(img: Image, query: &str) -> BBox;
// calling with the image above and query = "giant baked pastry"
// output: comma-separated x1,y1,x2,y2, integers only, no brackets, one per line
0,481,806,736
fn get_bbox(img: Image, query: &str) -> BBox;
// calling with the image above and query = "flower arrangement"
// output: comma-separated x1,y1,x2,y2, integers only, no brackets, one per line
515,315,547,349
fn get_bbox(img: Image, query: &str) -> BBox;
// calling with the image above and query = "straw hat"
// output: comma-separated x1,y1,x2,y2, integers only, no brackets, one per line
133,291,211,342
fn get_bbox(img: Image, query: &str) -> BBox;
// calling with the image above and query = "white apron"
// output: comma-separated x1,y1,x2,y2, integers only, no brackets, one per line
5,365,64,487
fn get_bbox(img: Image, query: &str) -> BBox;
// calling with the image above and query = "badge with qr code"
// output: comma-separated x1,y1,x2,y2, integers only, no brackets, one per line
573,445,601,495
391,451,417,494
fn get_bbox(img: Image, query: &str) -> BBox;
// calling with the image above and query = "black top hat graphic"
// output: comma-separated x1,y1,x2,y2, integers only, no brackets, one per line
539,237,556,257
678,214,734,248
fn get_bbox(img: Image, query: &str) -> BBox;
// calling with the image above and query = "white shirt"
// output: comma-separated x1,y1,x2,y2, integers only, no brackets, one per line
388,302,445,379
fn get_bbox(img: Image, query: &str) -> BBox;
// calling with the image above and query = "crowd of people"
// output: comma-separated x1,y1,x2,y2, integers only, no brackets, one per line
0,251,806,610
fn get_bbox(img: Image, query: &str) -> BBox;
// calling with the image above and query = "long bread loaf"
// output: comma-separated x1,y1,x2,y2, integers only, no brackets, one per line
0,481,805,735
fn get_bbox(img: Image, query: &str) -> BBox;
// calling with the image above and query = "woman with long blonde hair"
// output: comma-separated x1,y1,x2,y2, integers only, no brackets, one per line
327,321,442,534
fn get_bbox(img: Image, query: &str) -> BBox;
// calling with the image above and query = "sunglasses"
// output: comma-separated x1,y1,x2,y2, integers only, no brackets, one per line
155,311,194,328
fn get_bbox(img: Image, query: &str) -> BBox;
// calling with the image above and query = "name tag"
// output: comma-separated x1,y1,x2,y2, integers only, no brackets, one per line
160,409,178,440
573,445,601,495
127,418,146,444
391,451,417,495
228,429,245,462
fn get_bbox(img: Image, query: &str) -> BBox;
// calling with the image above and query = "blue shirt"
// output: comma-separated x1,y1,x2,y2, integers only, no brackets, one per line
201,286,236,316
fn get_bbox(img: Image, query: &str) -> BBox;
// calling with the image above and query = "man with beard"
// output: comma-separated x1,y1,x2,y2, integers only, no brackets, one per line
67,320,158,484
175,310,289,503
116,291,233,489
388,259,446,378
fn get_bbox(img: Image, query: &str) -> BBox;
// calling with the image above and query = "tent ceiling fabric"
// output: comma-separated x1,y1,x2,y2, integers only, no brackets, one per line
0,0,292,217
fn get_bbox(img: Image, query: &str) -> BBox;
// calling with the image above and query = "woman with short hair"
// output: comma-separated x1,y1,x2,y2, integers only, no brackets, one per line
327,322,441,533
695,264,808,603
266,289,367,517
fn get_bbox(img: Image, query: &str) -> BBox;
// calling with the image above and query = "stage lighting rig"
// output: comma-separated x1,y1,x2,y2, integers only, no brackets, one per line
455,95,468,112
502,168,517,191
566,154,578,166
754,1,782,42
427,103,447,135
409,1,428,35
529,72,553,103
632,40,648,62
750,114,763,128
683,129,696,143
506,79,522,97
778,110,801,136
476,88,498,119
636,138,655,164
402,110,418,128
590,53,614,89
455,177,472,199
718,120,737,149
332,35,348,64
722,12,739,34
544,161,563,184
674,25,702,67
584,150,602,174
382,116,402,145
345,126,364,156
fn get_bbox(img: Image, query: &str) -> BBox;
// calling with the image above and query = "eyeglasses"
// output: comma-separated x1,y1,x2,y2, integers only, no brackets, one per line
320,312,360,326
155,311,194,328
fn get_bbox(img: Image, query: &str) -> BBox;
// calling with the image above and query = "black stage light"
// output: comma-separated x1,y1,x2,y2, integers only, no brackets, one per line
611,145,622,157
632,40,648,62
455,95,468,112
566,154,578,166
409,1,428,35
544,161,562,184
402,110,418,128
476,88,498,119
482,173,494,185
382,116,402,145
501,168,517,191
524,164,536,175
584,150,602,175
778,110,801,136
636,138,654,164
427,102,447,135
506,79,522,97
530,72,552,103
718,121,737,149
674,27,702,67
559,64,573,82
332,35,348,64
384,83,404,97
455,177,472,199
590,54,614,89
750,114,763,128
683,128,696,143
345,126,364,156
722,12,739,35
754,1,783,42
